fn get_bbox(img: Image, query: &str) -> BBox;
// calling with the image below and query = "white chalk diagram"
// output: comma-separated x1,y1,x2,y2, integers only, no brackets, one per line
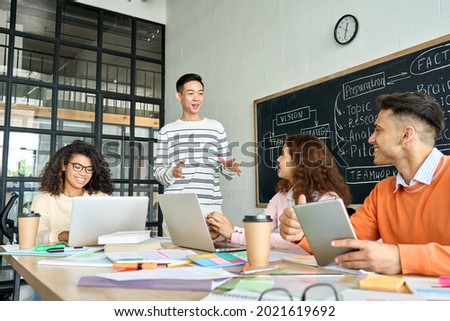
334,42,450,184
261,105,331,169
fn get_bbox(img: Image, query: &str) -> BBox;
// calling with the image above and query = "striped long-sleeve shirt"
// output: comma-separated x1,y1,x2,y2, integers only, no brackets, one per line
154,118,235,206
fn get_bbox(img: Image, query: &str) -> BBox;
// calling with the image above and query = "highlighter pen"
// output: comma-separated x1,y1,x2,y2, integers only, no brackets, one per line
112,262,157,270
34,244,65,252
115,258,145,262
166,260,192,268
46,246,86,253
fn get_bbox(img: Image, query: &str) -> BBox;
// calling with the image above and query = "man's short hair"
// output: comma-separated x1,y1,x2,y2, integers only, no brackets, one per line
376,92,445,140
176,73,204,93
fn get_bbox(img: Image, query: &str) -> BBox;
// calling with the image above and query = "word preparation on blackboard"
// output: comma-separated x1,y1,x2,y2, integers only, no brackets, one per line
254,34,450,206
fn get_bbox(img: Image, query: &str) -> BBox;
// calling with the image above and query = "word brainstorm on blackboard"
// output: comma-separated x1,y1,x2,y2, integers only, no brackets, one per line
254,34,450,206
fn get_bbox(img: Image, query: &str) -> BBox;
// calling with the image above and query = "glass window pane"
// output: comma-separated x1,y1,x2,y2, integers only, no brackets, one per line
59,46,97,89
102,98,130,136
112,182,128,196
7,132,50,178
135,125,156,139
16,0,56,38
135,102,159,138
10,83,52,129
102,54,131,94
55,136,93,151
102,138,127,180
136,21,162,60
136,60,162,99
61,3,98,46
0,1,10,28
0,81,5,125
0,131,3,176
103,12,131,53
11,84,52,129
13,36,54,83
57,90,96,133
135,102,160,118
6,181,40,218
0,33,8,76
129,140,153,180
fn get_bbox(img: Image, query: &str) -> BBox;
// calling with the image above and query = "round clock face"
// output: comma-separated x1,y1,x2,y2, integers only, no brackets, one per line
334,14,358,45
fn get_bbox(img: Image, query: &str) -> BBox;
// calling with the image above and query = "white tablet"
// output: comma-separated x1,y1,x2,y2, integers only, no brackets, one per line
293,198,357,266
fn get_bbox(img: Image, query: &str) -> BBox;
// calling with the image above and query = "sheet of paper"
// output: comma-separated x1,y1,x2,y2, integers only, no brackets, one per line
403,276,450,300
202,289,293,301
78,274,230,291
282,253,371,275
0,244,101,257
105,249,197,264
340,288,424,301
96,266,236,281
38,251,113,267
232,250,294,262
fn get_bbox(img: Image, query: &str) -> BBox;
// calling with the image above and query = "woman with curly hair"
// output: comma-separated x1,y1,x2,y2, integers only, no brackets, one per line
206,134,351,251
31,140,114,245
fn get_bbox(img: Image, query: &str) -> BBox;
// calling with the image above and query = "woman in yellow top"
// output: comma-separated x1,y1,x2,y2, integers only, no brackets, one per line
32,140,114,245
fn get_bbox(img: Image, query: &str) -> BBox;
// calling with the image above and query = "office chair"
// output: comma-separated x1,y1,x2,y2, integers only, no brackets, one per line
1,192,19,245
0,192,22,300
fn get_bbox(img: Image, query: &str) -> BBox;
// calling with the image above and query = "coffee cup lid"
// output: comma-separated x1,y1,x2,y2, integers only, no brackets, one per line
18,211,41,218
243,214,273,222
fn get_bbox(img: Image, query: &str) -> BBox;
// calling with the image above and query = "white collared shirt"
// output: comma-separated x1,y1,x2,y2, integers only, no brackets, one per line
395,147,443,190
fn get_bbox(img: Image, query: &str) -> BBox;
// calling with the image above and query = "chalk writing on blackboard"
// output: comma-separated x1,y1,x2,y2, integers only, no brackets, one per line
254,35,450,207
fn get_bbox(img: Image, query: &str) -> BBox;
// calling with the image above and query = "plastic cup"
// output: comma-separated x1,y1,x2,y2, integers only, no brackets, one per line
18,211,41,249
243,214,273,269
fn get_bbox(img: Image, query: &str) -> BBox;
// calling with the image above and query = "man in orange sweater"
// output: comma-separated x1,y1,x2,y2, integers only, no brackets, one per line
279,92,450,276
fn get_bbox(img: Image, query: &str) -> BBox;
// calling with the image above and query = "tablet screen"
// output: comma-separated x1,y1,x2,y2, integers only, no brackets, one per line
293,198,357,266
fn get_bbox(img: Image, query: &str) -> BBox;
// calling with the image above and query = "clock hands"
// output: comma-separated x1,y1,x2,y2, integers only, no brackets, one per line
344,22,349,40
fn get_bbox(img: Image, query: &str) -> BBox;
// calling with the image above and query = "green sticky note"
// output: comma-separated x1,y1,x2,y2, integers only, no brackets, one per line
234,279,275,292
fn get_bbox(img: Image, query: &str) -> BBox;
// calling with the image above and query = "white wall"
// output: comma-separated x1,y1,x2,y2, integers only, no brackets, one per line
74,0,166,24
165,0,450,225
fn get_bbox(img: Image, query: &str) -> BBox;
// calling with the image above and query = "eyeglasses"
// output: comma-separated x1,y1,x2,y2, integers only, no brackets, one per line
258,283,339,301
68,161,94,174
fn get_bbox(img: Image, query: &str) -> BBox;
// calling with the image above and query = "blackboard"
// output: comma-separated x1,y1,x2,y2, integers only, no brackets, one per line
254,34,450,207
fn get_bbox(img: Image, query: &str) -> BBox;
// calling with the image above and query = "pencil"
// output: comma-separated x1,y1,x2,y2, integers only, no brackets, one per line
241,262,250,272
241,266,279,275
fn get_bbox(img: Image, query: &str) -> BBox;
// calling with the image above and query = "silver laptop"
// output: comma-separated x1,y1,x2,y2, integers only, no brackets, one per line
68,196,149,247
158,193,246,252
293,198,357,266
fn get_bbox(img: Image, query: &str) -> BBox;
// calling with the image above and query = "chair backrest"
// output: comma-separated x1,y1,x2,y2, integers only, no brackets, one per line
1,193,19,244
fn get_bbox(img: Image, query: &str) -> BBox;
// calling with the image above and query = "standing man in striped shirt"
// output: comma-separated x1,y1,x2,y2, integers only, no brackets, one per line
154,73,241,235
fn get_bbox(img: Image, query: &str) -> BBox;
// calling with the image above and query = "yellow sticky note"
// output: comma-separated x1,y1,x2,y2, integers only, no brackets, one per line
359,274,405,292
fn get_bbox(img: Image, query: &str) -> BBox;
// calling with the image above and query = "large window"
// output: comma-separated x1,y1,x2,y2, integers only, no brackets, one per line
0,0,164,236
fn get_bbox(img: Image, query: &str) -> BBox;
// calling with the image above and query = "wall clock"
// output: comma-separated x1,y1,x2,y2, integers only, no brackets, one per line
334,14,358,45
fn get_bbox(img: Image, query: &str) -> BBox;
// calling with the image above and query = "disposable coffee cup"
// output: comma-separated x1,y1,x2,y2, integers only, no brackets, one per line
243,214,273,269
18,211,41,249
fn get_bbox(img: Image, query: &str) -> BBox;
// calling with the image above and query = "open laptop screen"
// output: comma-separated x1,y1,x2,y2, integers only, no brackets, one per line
67,196,148,247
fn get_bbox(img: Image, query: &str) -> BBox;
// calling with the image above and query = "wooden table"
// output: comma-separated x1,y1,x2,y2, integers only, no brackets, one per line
2,248,363,301
3,243,417,301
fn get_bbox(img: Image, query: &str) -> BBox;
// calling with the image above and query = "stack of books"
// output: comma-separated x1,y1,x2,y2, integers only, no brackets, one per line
98,231,161,252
